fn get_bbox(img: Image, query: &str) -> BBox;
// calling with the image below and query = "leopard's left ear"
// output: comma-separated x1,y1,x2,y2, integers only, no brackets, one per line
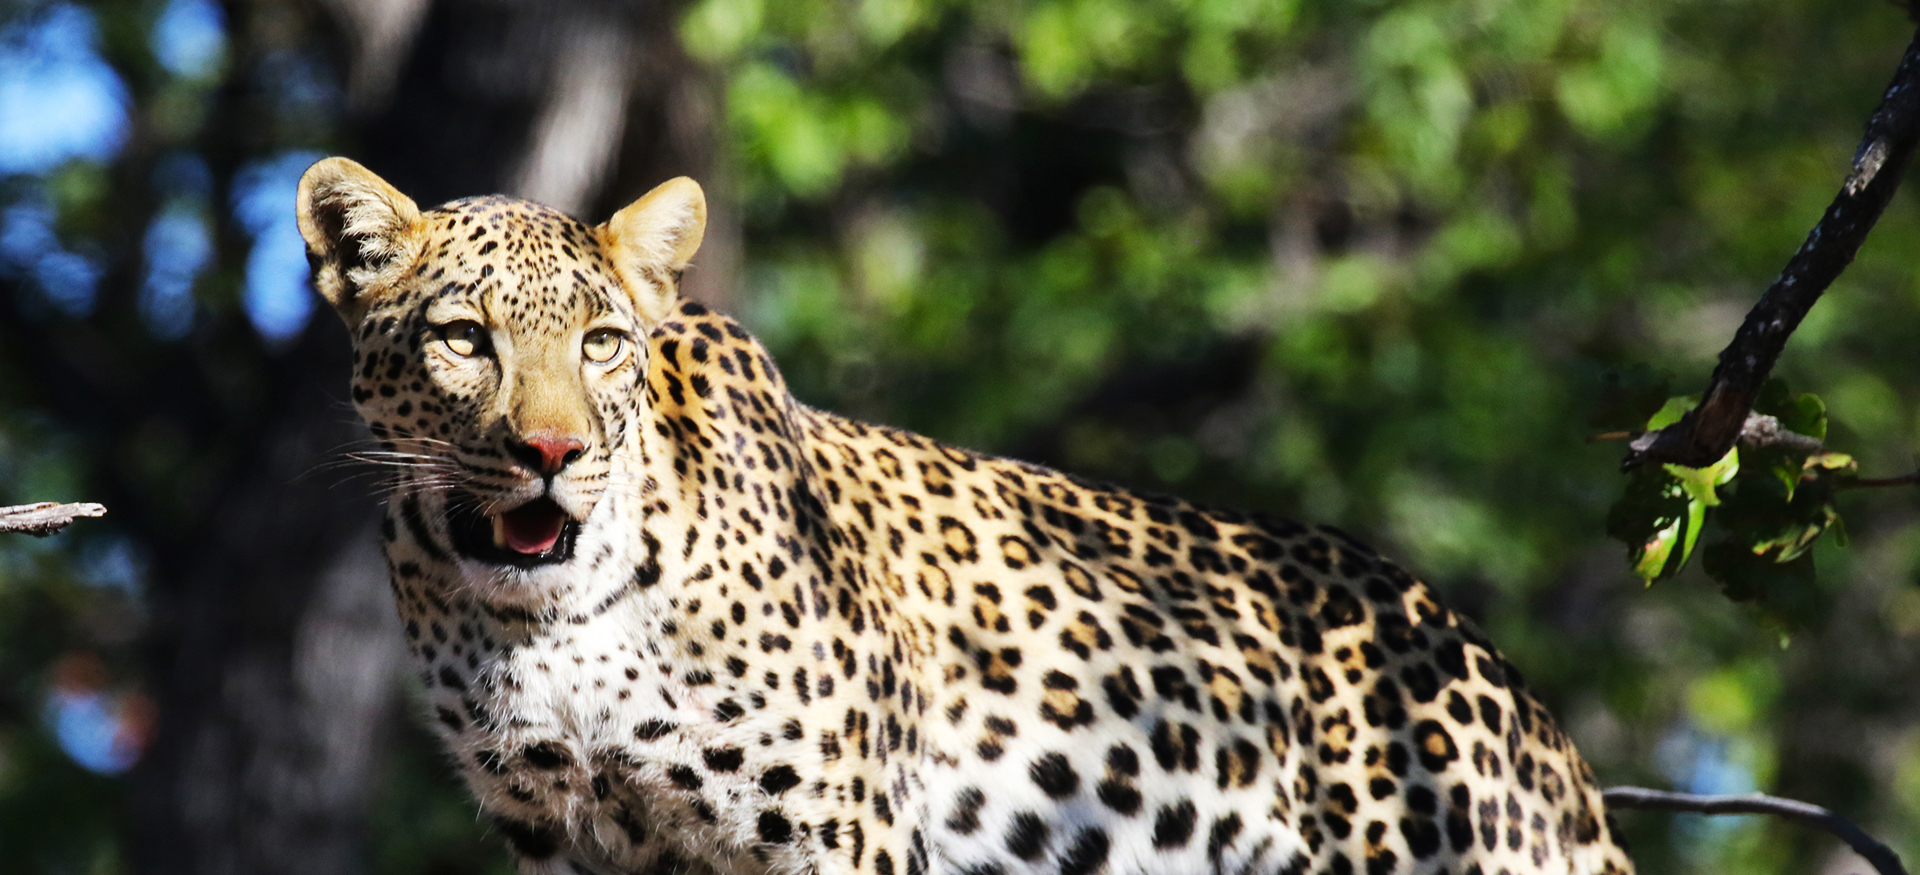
599,177,706,322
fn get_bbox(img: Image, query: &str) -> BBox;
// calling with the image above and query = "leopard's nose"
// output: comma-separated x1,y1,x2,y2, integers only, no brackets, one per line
507,434,585,476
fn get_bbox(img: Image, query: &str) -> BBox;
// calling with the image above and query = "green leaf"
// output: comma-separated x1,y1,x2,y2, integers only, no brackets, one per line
1699,447,1853,623
1664,449,1738,576
1606,391,1740,585
1607,445,1735,584
1753,376,1827,442
1747,454,1851,562
1645,394,1697,431
1742,439,1804,502
1748,502,1836,562
1742,378,1829,501
1632,509,1686,583
1607,467,1685,583
1668,448,1738,509
1805,451,1856,474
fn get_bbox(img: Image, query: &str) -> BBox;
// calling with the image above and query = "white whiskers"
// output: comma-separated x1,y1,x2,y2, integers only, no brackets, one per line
306,436,473,497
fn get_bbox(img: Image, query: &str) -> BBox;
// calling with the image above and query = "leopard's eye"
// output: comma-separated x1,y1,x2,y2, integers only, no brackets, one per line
583,328,627,364
439,320,488,357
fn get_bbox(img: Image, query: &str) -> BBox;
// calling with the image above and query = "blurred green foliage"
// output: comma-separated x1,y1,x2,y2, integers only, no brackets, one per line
4,0,1920,873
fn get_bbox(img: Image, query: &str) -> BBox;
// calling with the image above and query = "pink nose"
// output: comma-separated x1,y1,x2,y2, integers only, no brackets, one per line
507,434,585,476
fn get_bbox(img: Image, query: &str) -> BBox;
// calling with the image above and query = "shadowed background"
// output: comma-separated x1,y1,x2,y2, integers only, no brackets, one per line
1,0,1919,872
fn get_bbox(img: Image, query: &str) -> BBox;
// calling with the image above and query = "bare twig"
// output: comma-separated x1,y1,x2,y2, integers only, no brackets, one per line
1624,28,1920,470
1605,786,1908,875
0,502,107,537
1839,471,1920,489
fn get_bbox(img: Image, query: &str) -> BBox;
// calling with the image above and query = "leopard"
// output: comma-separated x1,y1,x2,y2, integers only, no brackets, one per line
296,155,1634,875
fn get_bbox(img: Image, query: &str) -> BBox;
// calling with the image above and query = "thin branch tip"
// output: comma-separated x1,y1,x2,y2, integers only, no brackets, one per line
1840,471,1920,489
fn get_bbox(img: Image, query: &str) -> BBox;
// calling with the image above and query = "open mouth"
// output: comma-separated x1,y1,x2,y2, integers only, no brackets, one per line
447,493,580,567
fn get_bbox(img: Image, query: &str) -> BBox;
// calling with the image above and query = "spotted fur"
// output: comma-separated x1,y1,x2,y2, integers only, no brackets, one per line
298,157,1634,875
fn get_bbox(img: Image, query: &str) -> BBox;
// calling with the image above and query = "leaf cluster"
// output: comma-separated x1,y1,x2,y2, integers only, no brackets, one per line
1608,378,1854,633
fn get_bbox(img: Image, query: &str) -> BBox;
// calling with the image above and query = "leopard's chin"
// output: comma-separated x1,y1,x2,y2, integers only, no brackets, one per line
447,493,580,568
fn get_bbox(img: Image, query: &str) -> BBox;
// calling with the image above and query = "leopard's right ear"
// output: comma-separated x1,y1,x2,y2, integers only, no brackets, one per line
296,157,422,326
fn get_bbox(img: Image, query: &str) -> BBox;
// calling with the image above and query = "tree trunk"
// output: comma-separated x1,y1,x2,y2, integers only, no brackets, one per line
128,326,402,874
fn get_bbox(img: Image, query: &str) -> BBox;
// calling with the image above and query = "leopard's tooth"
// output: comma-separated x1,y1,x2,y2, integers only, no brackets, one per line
491,514,507,549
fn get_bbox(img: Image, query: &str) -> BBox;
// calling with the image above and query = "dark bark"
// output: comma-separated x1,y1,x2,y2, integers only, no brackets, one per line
126,323,401,874
109,0,406,868
1624,28,1920,470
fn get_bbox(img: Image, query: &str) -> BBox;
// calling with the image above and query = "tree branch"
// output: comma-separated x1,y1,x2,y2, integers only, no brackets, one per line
1605,786,1909,875
1733,413,1826,454
1624,28,1920,470
0,502,107,537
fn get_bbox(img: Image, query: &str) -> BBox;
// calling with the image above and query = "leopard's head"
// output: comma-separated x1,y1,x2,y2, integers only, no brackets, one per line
297,157,705,572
